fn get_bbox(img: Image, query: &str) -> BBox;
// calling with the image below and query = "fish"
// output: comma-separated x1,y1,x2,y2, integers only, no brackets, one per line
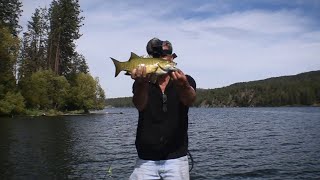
110,52,178,77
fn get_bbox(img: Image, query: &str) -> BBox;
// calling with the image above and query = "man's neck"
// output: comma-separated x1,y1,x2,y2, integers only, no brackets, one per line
158,74,170,93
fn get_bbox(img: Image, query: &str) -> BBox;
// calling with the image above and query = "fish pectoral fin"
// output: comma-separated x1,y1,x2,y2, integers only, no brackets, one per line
158,64,166,71
129,52,140,61
155,66,166,75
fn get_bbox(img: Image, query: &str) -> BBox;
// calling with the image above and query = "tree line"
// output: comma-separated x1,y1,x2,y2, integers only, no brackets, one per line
0,0,105,116
195,71,320,107
105,70,320,107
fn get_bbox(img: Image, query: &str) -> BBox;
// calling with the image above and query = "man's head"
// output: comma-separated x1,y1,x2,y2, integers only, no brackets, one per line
146,38,173,58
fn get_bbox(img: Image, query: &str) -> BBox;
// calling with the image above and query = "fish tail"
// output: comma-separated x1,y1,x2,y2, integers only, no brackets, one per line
111,57,122,77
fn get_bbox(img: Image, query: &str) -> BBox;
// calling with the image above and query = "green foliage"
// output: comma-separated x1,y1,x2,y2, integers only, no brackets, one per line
20,70,70,110
106,97,133,107
13,0,101,115
69,73,96,112
0,26,20,93
94,77,106,110
194,71,320,107
47,0,84,76
0,91,25,115
68,73,105,112
70,52,89,74
0,0,24,116
0,0,104,115
19,4,88,79
106,71,320,108
51,75,70,109
20,70,106,112
0,0,23,36
18,7,49,79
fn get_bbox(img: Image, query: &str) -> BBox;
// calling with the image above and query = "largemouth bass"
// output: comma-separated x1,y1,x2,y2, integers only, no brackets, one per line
111,52,178,77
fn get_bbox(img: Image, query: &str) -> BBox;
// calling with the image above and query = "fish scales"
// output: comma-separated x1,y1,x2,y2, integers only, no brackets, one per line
110,52,178,77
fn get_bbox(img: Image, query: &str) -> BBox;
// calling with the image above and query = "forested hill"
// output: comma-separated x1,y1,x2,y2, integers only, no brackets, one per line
195,70,320,107
106,70,320,107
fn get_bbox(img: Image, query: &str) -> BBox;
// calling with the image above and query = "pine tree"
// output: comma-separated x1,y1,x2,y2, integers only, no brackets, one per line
0,0,22,93
71,52,88,74
0,0,22,36
47,0,84,76
0,26,20,95
18,8,49,79
0,0,24,115
94,77,106,110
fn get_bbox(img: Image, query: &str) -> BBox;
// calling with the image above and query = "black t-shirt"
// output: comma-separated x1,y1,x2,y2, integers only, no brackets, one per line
132,75,196,160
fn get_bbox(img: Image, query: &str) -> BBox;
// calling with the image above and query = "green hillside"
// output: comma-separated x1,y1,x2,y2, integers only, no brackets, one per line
106,70,320,107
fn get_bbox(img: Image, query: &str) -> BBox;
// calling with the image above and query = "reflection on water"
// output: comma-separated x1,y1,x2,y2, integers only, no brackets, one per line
0,117,74,179
0,107,320,179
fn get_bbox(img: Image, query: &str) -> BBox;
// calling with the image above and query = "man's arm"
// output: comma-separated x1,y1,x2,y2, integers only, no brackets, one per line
170,70,196,106
131,66,149,111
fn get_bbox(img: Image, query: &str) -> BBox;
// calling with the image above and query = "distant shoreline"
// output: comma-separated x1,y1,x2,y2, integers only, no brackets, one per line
195,104,320,108
0,109,126,118
2,106,319,118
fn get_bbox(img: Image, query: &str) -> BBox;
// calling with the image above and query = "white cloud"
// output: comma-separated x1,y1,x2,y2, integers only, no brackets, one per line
20,1,320,97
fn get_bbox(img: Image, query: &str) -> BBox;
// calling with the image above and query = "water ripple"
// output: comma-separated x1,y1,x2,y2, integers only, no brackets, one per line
0,107,320,179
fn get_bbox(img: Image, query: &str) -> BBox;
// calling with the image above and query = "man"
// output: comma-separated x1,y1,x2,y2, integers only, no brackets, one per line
130,38,196,180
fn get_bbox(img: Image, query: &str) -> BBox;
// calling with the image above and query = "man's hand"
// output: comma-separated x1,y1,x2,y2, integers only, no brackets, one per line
170,70,189,88
170,69,196,106
132,65,150,111
131,65,150,83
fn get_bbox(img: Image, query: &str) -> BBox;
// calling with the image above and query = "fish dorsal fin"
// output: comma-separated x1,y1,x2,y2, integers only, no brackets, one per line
129,52,140,60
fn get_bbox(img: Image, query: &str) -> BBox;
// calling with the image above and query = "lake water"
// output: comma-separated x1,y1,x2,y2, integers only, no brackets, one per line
0,107,320,179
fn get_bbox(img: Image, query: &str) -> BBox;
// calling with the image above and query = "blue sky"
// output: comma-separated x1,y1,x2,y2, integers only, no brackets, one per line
21,0,320,98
